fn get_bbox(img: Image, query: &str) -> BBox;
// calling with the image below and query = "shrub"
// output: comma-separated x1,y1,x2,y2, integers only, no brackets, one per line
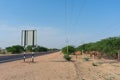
6,45,24,54
26,45,33,52
26,45,48,52
64,54,71,61
62,45,76,55
92,63,98,66
83,57,89,61
35,46,48,52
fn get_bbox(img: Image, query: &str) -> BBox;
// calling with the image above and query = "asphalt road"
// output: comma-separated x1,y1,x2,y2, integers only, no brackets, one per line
0,51,57,64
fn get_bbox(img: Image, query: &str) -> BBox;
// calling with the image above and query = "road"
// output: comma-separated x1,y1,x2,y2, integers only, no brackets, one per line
0,51,57,63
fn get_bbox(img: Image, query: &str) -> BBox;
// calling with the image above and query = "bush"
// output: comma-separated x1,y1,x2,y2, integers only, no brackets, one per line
77,36,120,58
92,63,98,66
35,46,48,52
26,45,33,52
64,54,71,61
49,48,60,52
26,45,48,52
62,45,76,55
6,45,24,54
83,57,89,61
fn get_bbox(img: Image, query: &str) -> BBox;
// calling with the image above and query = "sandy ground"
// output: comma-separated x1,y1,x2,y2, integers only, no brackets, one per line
0,52,120,80
72,54,120,80
0,52,76,80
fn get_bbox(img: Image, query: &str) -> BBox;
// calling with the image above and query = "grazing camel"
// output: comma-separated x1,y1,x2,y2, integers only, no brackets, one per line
75,51,82,59
75,51,82,55
90,51,101,59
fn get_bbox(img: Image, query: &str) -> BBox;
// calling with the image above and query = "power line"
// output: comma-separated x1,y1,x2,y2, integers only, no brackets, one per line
65,0,70,54
73,0,87,27
65,0,68,37
64,0,87,48
98,24,120,38
68,0,87,46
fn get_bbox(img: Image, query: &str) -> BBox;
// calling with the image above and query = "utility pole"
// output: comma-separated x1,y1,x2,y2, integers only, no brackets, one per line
66,39,69,55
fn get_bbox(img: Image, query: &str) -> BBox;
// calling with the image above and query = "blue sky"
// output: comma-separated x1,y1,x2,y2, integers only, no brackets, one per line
0,0,120,49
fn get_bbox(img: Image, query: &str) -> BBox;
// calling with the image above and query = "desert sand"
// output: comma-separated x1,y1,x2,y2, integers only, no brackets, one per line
0,52,120,80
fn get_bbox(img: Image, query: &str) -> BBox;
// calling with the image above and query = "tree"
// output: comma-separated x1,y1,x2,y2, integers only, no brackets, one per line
62,45,75,61
6,45,24,54
62,45,76,55
26,45,33,52
77,36,120,58
34,46,48,52
49,48,60,52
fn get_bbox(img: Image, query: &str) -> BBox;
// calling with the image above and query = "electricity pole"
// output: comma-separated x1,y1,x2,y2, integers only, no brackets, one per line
66,38,69,55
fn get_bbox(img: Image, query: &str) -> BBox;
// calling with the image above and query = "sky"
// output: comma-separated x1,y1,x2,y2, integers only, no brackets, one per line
0,0,120,49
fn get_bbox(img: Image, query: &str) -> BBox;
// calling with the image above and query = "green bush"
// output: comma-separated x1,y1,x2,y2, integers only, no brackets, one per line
26,45,33,52
92,63,98,66
64,54,71,61
62,45,76,55
77,36,120,58
83,57,89,61
6,45,24,54
35,46,48,52
26,45,48,52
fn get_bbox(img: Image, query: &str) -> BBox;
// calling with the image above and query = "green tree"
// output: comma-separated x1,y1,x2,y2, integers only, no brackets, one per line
77,36,120,58
6,45,24,54
49,48,59,52
26,45,33,52
62,45,76,55
62,45,75,61
35,46,48,52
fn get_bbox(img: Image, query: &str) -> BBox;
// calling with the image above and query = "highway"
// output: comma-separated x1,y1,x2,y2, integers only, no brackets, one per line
0,51,56,63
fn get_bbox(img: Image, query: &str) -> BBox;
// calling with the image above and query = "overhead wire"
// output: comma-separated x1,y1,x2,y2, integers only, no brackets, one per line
64,0,87,47
68,0,74,43
98,24,120,39
69,0,87,46
69,0,120,44
72,0,87,28
65,0,69,46
64,0,120,47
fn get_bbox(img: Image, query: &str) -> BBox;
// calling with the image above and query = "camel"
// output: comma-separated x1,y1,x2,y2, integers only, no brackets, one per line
89,51,101,59
75,51,82,55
